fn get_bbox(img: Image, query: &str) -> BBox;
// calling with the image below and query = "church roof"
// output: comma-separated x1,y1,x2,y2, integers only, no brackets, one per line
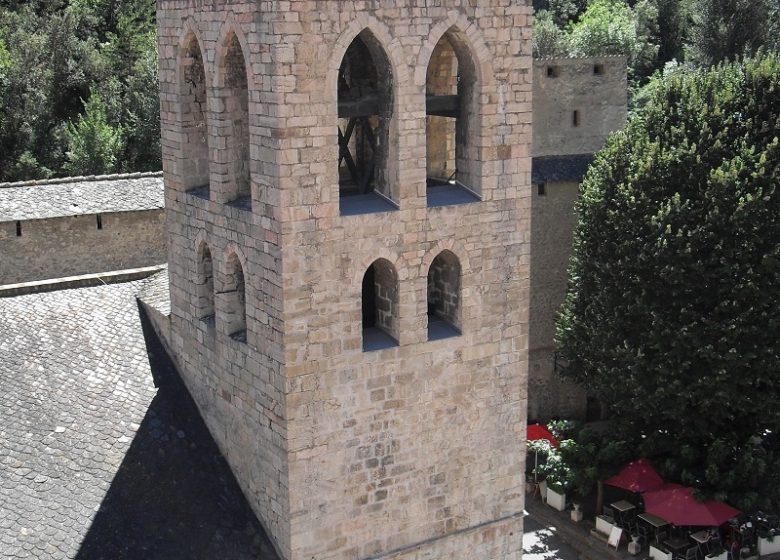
0,172,164,222
0,275,279,560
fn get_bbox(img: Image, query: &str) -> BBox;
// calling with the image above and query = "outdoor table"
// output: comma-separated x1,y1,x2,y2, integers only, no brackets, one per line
638,512,669,543
639,512,669,529
611,500,636,528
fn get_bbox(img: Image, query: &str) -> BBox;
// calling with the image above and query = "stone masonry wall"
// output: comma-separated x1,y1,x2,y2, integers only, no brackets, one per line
0,210,166,285
277,4,530,559
157,2,531,559
532,56,627,157
527,181,587,421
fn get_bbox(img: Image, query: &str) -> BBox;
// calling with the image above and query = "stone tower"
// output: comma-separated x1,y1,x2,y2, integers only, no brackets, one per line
156,2,532,559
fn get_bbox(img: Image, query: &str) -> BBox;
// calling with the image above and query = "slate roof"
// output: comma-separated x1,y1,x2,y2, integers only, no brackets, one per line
532,154,594,184
0,278,279,560
0,172,164,222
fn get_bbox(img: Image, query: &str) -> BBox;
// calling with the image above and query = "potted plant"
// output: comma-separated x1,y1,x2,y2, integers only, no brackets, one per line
537,449,574,512
757,528,780,555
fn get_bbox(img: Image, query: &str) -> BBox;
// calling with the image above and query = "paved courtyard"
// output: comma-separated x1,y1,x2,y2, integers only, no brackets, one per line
0,280,278,559
523,515,581,560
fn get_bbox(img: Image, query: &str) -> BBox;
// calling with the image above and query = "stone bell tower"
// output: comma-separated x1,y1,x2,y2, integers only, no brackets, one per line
156,1,532,559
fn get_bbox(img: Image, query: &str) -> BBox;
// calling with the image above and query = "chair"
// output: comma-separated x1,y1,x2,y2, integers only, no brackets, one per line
675,546,698,560
656,531,669,545
638,523,651,544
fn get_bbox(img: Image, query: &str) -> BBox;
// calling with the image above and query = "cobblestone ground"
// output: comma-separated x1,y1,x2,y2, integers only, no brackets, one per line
0,281,278,559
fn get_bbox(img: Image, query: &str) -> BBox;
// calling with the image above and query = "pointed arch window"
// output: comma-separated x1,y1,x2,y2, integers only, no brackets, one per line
362,259,399,351
179,33,210,196
337,31,397,215
222,33,251,208
425,30,480,207
196,243,216,327
427,250,461,340
224,253,247,342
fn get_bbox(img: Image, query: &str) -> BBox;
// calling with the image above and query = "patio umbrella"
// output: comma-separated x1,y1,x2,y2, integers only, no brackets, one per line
643,484,741,526
527,424,559,448
526,424,559,482
605,458,665,493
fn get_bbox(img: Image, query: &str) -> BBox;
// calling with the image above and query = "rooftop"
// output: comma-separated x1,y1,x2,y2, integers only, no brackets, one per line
0,277,278,560
0,172,164,222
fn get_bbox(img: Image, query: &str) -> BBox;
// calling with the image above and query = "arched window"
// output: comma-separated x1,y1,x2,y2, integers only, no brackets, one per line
425,30,480,207
337,30,396,215
427,250,461,340
196,243,215,326
179,33,210,195
361,259,399,351
222,33,251,207
224,253,247,342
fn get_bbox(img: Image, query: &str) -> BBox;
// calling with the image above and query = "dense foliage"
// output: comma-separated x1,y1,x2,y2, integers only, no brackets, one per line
0,0,159,182
556,56,780,512
534,0,780,90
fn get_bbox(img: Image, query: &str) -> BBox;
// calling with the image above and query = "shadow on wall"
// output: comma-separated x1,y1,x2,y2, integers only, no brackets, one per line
74,304,279,560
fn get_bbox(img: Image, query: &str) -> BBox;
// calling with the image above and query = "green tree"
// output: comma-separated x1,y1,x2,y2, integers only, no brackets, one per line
556,55,780,512
533,10,571,58
687,0,777,66
64,91,123,176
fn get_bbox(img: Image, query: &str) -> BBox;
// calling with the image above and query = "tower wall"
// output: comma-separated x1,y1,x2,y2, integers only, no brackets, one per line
157,2,532,559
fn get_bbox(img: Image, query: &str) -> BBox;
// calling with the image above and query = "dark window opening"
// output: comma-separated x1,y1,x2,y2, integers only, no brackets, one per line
572,110,580,127
96,214,103,230
16,221,22,237
425,30,480,206
223,33,251,207
362,259,399,351
225,254,247,341
197,244,215,322
593,64,604,75
537,183,546,196
180,34,210,194
337,31,395,214
547,66,560,78
427,250,462,340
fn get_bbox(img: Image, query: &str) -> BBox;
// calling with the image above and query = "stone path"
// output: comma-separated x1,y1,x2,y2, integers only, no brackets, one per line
524,514,582,560
0,280,278,559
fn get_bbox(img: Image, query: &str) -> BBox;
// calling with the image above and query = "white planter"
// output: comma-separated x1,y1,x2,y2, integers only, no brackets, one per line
546,487,566,511
596,514,614,536
649,544,672,560
571,508,583,522
758,536,780,556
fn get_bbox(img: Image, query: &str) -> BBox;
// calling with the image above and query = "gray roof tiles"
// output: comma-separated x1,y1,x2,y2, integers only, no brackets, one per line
0,172,164,222
0,279,279,559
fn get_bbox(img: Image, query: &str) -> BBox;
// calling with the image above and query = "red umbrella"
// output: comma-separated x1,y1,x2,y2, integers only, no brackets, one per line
526,424,559,483
643,484,741,526
527,424,559,448
605,458,665,493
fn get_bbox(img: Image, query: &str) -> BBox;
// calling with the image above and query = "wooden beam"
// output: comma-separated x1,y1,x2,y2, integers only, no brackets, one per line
338,94,379,118
426,94,459,118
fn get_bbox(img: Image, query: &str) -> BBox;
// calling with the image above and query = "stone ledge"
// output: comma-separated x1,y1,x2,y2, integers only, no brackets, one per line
0,264,166,297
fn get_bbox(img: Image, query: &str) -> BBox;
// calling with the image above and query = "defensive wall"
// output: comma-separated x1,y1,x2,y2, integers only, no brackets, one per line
0,173,166,285
529,56,628,421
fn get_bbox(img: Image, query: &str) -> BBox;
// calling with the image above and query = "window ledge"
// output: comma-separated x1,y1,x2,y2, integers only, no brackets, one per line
226,195,252,211
186,185,210,200
229,329,247,343
340,192,398,216
362,327,398,352
427,317,461,341
426,181,480,208
200,314,216,329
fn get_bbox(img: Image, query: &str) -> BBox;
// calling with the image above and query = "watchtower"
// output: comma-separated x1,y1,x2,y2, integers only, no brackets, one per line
156,2,532,559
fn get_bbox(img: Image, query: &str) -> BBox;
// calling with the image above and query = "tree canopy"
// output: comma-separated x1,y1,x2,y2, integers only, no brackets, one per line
0,0,159,182
556,55,780,512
